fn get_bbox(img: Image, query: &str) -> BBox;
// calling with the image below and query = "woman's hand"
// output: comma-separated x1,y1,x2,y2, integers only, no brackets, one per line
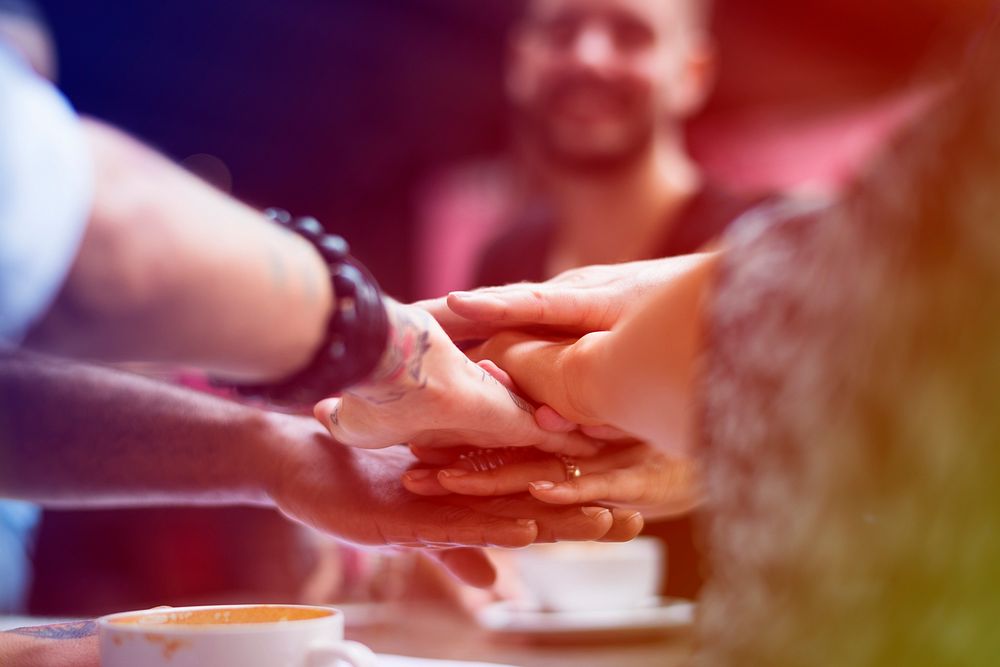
263,415,643,588
435,253,721,456
417,253,717,342
314,300,598,456
402,442,703,522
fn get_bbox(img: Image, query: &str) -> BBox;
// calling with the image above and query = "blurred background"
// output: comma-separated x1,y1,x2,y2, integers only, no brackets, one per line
7,0,983,617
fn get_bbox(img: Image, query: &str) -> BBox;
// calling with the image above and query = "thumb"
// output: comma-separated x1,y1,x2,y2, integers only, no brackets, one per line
314,397,373,447
313,397,341,431
479,331,602,427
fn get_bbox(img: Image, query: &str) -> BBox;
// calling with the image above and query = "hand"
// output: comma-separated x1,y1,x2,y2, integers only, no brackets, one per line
448,253,720,454
315,300,598,456
466,330,609,430
403,442,703,522
417,253,717,342
262,416,643,587
0,620,99,667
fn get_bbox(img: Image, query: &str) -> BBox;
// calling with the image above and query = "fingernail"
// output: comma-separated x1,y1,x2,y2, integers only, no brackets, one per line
450,293,505,306
439,469,469,479
516,519,538,529
582,507,611,519
529,481,556,492
403,469,434,482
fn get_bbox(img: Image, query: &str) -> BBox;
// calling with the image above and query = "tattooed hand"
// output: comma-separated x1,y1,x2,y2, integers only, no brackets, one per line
315,300,599,456
1,620,99,667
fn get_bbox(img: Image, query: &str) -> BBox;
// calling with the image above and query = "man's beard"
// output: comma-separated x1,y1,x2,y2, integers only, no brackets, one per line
513,90,656,176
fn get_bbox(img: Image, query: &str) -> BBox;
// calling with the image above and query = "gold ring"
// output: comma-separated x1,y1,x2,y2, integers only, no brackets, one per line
557,455,582,481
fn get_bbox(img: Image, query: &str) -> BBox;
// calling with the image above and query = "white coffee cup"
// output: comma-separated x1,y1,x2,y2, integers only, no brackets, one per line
513,538,665,613
98,604,376,667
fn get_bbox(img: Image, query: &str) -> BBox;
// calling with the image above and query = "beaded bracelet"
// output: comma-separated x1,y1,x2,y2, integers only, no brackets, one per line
230,209,390,405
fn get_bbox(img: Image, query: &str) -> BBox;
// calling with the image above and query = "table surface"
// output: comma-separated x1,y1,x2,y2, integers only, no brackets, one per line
346,604,695,667
1,604,694,667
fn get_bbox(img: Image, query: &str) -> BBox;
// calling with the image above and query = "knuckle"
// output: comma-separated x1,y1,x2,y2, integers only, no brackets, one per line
437,505,475,525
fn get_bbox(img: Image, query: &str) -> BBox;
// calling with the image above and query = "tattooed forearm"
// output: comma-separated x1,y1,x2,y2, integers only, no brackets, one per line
7,621,97,640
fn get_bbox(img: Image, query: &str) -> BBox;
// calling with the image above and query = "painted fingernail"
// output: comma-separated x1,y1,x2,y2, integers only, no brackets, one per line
439,469,469,479
582,507,612,519
529,481,556,492
403,469,434,482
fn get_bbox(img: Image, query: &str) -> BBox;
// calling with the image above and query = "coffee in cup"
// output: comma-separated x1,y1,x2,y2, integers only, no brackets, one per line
99,604,376,667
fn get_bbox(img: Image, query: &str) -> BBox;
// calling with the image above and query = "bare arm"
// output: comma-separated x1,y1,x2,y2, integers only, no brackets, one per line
24,119,332,383
0,351,639,573
590,251,718,452
0,349,274,507
16,121,584,456
0,621,99,667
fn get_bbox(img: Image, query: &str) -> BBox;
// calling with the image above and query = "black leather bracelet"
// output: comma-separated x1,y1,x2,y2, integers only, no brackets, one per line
230,209,391,405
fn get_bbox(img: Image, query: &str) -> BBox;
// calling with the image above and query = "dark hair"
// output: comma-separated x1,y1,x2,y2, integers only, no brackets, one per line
514,0,714,29
697,24,1000,667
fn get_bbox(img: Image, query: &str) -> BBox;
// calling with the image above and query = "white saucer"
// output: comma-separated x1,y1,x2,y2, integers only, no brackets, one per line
475,597,694,643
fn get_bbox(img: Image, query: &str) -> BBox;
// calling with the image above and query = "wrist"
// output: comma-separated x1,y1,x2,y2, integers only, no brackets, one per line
227,210,390,404
249,410,331,506
234,410,299,508
605,252,720,452
562,331,613,426
349,299,432,398
268,234,335,379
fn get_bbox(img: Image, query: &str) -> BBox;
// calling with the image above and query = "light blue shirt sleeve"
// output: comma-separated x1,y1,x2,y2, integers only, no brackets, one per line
0,41,93,343
0,500,40,613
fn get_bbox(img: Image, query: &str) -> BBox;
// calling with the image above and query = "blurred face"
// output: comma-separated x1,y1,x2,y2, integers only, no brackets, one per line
509,0,712,173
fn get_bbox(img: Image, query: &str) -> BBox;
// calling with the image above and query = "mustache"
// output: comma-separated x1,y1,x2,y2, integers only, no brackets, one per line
537,74,638,111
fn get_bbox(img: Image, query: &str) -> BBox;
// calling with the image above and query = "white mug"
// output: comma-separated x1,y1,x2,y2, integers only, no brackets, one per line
513,538,665,612
98,604,377,667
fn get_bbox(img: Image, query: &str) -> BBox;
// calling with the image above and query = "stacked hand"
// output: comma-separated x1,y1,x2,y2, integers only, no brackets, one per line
397,358,703,520
402,441,702,521
420,254,712,340
315,300,598,456
403,255,717,517
418,253,719,454
264,414,643,587
308,255,716,572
